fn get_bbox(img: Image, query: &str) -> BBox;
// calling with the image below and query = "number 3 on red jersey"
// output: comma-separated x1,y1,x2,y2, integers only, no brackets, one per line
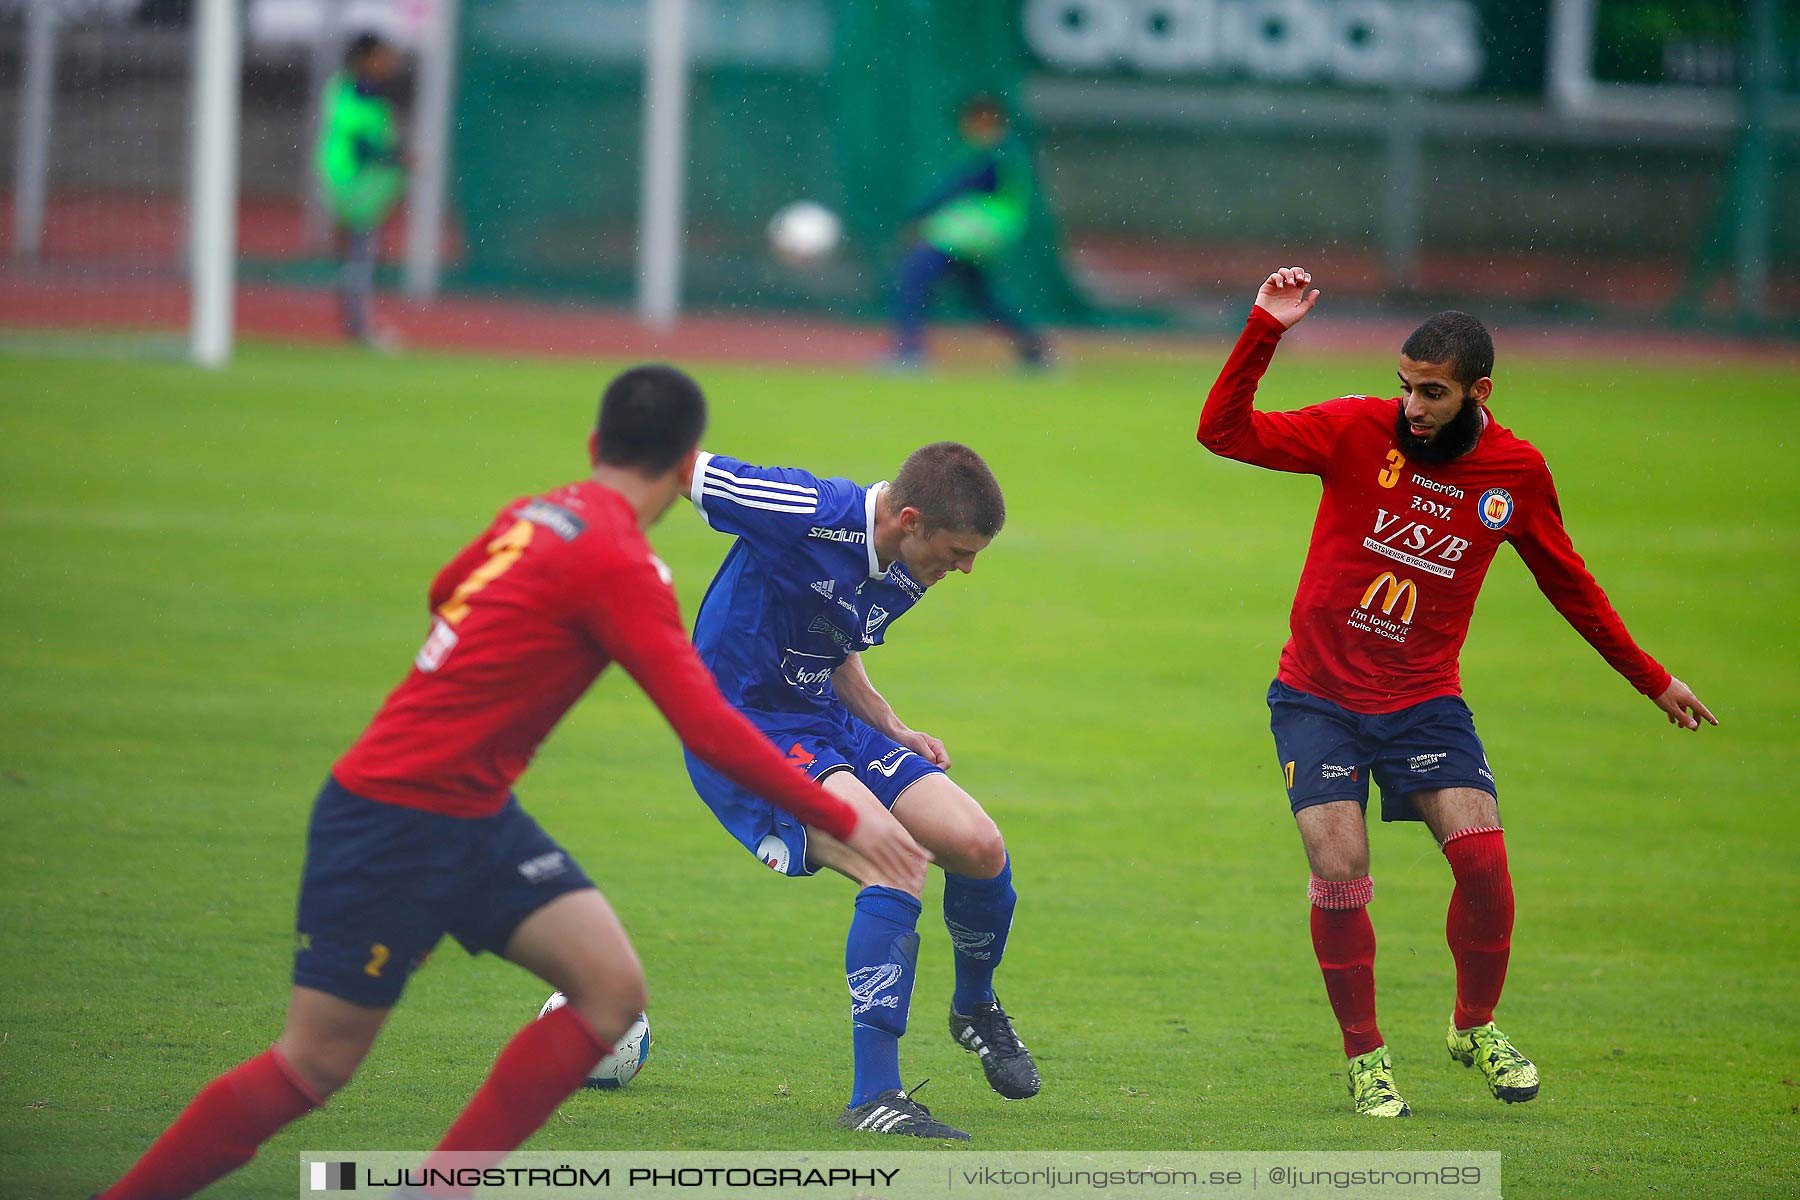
415,519,535,672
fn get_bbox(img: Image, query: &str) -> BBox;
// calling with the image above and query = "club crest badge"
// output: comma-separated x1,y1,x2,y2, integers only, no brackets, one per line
1478,488,1515,530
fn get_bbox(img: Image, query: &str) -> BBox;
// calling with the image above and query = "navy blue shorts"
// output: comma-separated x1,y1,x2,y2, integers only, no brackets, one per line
293,777,595,1007
1266,680,1497,823
684,712,942,878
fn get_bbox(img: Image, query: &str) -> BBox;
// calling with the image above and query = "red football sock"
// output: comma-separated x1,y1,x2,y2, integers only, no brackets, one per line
1308,875,1383,1058
1443,826,1513,1030
417,1003,609,1197
100,1046,322,1200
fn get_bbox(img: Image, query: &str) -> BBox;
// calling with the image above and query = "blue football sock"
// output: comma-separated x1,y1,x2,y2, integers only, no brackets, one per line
845,885,921,1108
945,854,1016,1013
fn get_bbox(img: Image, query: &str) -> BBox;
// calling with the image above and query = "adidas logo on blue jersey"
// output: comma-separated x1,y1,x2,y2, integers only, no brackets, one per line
812,579,835,598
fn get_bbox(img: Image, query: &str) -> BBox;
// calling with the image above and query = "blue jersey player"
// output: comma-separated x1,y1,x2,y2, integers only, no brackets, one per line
685,441,1036,1139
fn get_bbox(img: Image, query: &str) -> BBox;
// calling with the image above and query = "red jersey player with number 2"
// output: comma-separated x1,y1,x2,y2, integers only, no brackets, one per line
1199,267,1716,1119
98,366,928,1200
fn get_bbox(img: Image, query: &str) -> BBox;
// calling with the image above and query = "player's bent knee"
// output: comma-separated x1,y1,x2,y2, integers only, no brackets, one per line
1293,801,1369,880
276,989,385,1099
605,970,650,1026
1311,855,1369,883
1299,829,1369,881
957,825,1007,880
566,966,648,1045
276,1036,364,1099
575,996,646,1048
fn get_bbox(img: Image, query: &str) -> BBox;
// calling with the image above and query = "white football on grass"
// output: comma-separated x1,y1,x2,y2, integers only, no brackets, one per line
537,992,650,1089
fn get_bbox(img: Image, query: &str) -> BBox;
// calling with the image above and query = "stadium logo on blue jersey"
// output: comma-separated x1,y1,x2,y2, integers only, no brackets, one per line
1477,488,1515,530
809,526,866,545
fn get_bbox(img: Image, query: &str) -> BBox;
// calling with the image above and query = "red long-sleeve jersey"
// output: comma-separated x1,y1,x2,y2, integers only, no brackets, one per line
1198,306,1669,714
333,479,859,839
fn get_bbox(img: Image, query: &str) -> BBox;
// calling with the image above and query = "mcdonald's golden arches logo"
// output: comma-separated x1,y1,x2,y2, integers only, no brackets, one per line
1358,572,1418,623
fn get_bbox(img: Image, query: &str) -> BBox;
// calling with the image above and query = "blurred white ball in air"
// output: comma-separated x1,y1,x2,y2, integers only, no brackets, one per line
768,200,843,268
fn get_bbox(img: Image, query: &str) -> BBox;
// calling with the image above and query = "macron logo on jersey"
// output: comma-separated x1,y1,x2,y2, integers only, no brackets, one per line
698,461,819,515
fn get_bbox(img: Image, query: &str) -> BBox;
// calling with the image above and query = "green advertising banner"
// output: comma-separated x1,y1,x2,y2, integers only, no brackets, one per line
1018,0,1550,95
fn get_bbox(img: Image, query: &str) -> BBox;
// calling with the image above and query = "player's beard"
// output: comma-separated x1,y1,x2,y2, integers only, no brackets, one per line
1394,396,1483,464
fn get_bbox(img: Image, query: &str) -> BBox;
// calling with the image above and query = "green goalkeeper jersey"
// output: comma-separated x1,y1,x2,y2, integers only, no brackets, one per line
919,137,1033,263
318,72,404,232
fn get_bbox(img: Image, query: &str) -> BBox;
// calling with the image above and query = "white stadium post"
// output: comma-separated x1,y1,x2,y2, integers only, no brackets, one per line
188,0,242,368
404,0,461,302
1381,84,1424,293
1546,0,1596,113
637,0,690,329
12,0,57,263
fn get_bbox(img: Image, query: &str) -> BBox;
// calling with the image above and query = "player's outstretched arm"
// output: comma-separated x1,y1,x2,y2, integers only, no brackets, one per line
1653,676,1717,731
1511,462,1716,731
1254,266,1321,328
833,652,951,770
1197,267,1340,473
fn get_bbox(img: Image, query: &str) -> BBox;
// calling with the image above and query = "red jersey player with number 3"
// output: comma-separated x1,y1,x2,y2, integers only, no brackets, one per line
1199,268,1716,1119
98,366,928,1200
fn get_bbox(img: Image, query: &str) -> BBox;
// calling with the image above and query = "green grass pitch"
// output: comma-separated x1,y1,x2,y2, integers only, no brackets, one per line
1,338,1796,1198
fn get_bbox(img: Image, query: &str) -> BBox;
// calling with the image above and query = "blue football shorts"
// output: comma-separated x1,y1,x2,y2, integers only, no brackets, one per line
292,776,595,1007
1266,679,1497,823
684,712,943,878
